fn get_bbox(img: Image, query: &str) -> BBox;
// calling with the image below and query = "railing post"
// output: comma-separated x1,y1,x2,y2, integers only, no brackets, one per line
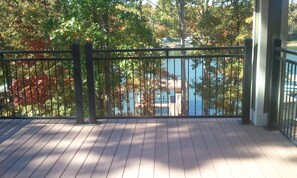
268,39,282,129
72,43,84,124
242,38,252,124
85,43,97,124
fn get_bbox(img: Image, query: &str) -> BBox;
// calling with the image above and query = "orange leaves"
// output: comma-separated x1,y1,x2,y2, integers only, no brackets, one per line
21,39,50,51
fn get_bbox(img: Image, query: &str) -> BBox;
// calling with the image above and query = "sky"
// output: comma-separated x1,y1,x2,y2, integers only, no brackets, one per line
144,0,158,6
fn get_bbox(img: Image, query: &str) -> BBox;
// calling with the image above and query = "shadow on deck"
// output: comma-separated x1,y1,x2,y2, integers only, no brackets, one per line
0,118,297,178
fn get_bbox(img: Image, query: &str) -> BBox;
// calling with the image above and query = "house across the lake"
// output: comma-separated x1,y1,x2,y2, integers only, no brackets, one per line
134,80,188,116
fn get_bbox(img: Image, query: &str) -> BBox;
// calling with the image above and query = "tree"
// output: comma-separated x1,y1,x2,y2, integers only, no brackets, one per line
289,1,297,37
48,0,168,117
153,0,253,115
0,0,254,117
0,1,75,116
0,0,160,117
176,0,188,115
189,0,253,115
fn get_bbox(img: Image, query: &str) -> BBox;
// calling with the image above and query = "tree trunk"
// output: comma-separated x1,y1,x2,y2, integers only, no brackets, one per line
103,6,112,116
177,0,187,116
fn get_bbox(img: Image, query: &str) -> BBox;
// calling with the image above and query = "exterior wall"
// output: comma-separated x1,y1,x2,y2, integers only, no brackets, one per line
251,0,288,126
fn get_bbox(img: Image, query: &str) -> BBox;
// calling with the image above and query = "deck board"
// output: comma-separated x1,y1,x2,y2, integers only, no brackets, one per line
210,119,248,178
1,118,297,178
76,119,116,178
246,123,297,177
167,119,185,178
218,119,263,178
178,119,200,178
121,119,146,178
47,125,93,178
61,125,101,177
238,123,283,178
0,119,40,152
138,119,157,178
154,119,169,178
106,119,137,178
3,119,66,178
15,119,69,178
30,122,77,178
0,119,50,176
200,121,233,178
189,119,217,178
265,130,297,175
92,119,126,178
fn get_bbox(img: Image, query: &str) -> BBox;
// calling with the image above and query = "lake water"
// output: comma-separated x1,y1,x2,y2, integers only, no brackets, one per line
188,99,203,116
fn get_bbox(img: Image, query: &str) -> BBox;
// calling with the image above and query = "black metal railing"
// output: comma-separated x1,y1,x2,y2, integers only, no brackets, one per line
0,44,84,123
86,39,252,122
0,40,252,124
272,39,297,144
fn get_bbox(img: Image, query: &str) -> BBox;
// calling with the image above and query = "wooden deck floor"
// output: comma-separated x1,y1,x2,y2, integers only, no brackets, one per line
1,118,297,178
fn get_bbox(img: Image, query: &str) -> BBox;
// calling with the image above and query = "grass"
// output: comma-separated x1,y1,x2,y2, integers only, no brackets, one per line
287,40,297,50
288,46,297,51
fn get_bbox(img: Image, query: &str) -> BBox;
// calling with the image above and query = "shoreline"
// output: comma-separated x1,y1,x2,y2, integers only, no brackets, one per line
287,42,297,47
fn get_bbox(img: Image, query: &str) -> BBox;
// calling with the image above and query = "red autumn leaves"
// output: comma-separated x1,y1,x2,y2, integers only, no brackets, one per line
10,68,73,106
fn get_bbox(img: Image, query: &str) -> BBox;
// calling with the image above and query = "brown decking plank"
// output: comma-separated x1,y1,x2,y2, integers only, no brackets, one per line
14,119,70,178
240,124,286,178
199,121,233,178
91,119,127,178
46,125,94,177
245,123,297,177
60,124,103,178
29,123,79,178
122,119,146,178
167,119,185,178
0,119,31,143
228,118,280,178
188,119,217,178
268,130,297,175
218,119,264,178
44,122,88,177
76,119,116,178
177,119,201,178
2,118,297,178
2,119,67,178
210,119,248,178
0,119,13,128
106,119,137,178
0,119,59,177
138,119,157,178
154,119,169,178
0,119,40,152
0,119,43,162
0,119,14,130
272,130,297,153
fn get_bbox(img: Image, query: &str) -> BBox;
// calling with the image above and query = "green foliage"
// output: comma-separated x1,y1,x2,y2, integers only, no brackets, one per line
151,0,252,115
289,1,297,40
0,0,158,117
0,0,253,117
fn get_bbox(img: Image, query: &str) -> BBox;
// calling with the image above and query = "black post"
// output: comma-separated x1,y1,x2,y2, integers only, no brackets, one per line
268,39,282,130
72,43,84,124
85,43,97,124
242,39,252,124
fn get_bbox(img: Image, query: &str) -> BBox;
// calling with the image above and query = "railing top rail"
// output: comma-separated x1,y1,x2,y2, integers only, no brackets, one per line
274,47,297,56
93,46,245,53
0,49,71,54
0,57,74,61
275,56,297,65
94,54,244,60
